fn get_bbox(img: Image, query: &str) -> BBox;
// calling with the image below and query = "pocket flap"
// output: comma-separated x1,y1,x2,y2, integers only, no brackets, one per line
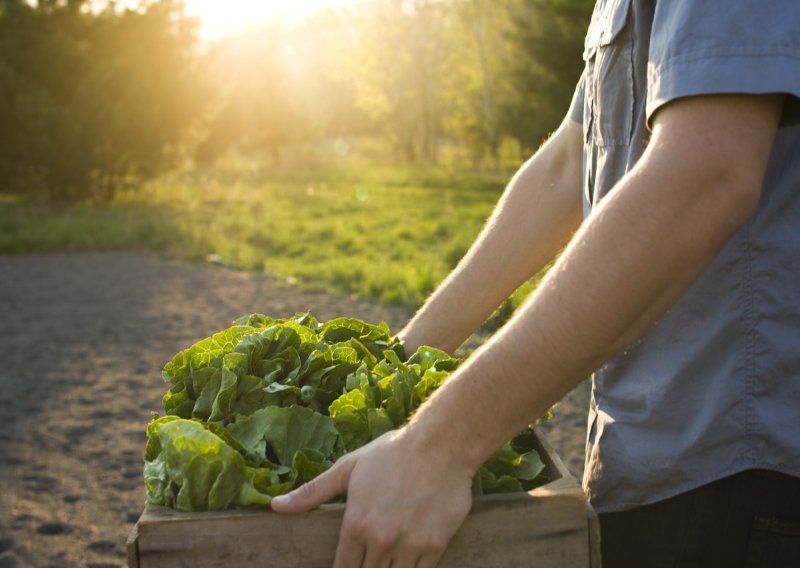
582,0,632,60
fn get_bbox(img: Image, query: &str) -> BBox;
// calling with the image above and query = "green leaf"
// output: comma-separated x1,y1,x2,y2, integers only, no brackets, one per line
329,411,370,454
407,345,460,372
366,408,395,439
232,374,271,416
475,443,546,495
192,369,221,420
192,352,245,421
163,325,255,387
149,313,549,511
162,389,194,418
292,448,332,487
232,313,278,328
319,317,387,344
226,405,338,467
516,450,546,481
144,417,273,511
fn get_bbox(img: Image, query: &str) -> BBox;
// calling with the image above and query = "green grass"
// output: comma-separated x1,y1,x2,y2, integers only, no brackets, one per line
0,160,539,317
0,193,175,252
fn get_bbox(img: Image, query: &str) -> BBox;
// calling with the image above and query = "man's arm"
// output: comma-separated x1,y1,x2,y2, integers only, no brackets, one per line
399,118,584,355
272,93,784,568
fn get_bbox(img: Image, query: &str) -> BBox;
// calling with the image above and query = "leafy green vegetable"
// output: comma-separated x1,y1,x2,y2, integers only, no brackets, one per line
159,313,403,423
329,346,458,452
144,313,550,512
472,441,547,496
144,417,278,511
226,405,338,467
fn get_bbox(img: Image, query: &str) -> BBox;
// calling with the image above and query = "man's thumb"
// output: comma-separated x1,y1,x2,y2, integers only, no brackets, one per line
270,461,350,514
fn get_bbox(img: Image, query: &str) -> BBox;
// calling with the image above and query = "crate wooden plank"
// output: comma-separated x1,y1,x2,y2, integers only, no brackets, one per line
127,427,600,567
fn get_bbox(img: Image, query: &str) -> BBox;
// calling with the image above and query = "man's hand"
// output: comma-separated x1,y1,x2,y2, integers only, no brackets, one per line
273,93,784,568
271,429,474,568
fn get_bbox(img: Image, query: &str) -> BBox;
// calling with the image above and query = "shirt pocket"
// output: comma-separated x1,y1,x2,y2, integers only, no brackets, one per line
582,0,634,147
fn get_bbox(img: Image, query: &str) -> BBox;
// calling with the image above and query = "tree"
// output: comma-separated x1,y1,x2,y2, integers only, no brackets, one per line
195,26,305,166
342,0,454,163
0,0,206,201
502,0,594,152
194,13,369,167
445,0,517,162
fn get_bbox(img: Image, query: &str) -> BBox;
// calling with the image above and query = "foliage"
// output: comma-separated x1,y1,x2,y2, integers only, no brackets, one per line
343,0,454,163
503,0,595,150
193,18,367,166
144,416,276,511
445,0,518,161
0,161,539,330
146,162,512,307
0,0,206,201
145,313,548,511
0,0,594,199
160,313,405,421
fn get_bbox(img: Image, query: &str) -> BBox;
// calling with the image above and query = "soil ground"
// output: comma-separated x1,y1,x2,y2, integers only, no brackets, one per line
0,252,588,567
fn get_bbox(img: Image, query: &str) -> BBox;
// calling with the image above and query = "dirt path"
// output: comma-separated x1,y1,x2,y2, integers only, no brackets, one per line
0,252,588,567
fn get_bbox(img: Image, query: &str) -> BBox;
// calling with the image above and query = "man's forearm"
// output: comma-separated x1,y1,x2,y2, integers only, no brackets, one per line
271,95,784,568
406,94,783,473
399,119,583,355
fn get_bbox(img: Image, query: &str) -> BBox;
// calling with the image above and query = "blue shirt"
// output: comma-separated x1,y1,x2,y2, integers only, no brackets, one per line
568,0,800,513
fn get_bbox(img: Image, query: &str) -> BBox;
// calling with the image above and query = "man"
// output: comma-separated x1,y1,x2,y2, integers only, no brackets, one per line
273,1,800,566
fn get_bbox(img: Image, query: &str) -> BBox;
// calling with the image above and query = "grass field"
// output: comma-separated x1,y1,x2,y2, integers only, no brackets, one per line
0,159,540,323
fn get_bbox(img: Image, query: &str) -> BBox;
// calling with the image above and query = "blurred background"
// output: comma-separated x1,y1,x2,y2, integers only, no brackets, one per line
1,5,596,565
0,4,593,568
0,0,593,318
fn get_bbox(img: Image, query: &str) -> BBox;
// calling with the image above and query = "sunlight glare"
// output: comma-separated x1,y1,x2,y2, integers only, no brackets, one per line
185,0,367,40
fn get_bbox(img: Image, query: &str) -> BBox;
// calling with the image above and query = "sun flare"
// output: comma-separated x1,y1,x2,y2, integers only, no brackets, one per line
185,0,368,40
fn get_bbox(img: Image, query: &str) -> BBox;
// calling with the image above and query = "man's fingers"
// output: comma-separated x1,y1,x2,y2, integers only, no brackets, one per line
416,550,447,568
392,534,448,568
270,459,353,514
388,550,424,568
332,532,366,568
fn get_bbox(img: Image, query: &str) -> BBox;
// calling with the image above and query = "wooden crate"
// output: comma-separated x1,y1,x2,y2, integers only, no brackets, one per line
127,427,601,567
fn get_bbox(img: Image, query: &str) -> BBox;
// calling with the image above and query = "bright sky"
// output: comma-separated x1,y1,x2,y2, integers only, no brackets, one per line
184,0,369,40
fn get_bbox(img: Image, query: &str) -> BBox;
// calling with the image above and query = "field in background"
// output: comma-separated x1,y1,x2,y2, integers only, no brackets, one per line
0,158,540,325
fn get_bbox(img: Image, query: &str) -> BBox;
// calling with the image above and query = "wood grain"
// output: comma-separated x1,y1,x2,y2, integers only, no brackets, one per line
127,427,601,567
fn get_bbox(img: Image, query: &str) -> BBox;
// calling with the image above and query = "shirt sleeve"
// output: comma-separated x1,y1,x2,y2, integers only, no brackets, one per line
568,68,587,125
647,0,800,127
